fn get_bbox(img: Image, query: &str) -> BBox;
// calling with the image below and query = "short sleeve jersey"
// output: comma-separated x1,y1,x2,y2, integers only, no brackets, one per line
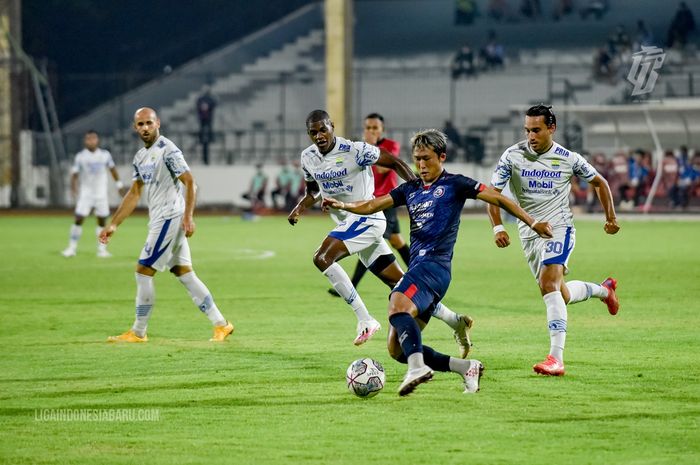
132,136,190,223
491,140,599,239
300,136,384,224
390,171,484,268
71,148,115,199
372,138,400,196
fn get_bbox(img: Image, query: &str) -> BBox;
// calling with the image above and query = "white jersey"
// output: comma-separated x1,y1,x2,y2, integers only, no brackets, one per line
300,136,385,224
71,148,115,199
132,135,190,223
491,140,598,239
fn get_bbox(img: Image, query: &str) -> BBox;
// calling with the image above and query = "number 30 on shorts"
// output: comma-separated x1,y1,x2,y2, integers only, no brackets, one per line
545,241,564,254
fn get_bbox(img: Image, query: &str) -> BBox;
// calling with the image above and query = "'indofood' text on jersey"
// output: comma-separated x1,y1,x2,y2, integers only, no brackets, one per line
390,171,484,268
491,140,598,239
300,136,385,223
132,136,190,223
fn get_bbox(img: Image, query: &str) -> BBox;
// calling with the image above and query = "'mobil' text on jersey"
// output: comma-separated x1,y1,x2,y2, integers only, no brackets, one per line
300,136,384,223
132,136,190,223
491,140,598,239
390,171,483,268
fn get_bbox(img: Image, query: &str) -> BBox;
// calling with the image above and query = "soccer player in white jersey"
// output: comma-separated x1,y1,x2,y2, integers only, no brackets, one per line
99,107,234,343
61,130,127,258
289,110,474,351
487,104,620,376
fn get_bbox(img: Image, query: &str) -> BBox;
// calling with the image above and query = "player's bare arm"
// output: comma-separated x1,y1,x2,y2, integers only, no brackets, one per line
99,180,144,244
375,150,417,182
70,173,79,199
288,180,321,225
323,194,395,216
485,186,511,248
588,174,620,234
478,186,553,239
178,171,197,237
110,166,128,196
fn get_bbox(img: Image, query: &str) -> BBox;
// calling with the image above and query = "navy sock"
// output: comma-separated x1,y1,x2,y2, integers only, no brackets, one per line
423,345,450,372
350,261,368,287
389,312,422,357
397,245,411,267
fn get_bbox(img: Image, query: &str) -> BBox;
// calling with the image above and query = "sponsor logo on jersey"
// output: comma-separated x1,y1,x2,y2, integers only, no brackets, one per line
520,169,562,179
314,168,348,181
338,143,351,152
322,180,345,190
554,146,570,157
157,140,166,149
433,186,445,198
528,180,554,189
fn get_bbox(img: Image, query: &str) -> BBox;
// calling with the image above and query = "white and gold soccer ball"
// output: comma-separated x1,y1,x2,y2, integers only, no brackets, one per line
346,358,385,398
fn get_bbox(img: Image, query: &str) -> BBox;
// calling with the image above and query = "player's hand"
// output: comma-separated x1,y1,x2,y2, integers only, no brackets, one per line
118,187,129,197
533,221,554,239
322,197,344,211
604,219,620,234
288,206,303,226
99,225,116,244
182,217,196,237
494,231,511,248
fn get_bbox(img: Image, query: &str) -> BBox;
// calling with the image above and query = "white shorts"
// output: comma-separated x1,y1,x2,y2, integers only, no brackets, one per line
328,214,392,268
138,216,192,272
75,195,110,218
521,226,576,279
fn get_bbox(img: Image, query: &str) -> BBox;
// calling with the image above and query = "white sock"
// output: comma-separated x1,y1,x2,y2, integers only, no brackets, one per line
177,271,226,326
96,226,108,252
543,291,567,363
323,263,371,322
132,273,154,337
407,352,425,370
68,224,82,250
431,302,461,330
567,280,608,304
448,357,471,374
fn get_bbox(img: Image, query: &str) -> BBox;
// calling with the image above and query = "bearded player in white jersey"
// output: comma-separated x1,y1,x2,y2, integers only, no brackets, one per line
289,110,475,353
99,107,234,343
61,130,127,258
487,104,620,376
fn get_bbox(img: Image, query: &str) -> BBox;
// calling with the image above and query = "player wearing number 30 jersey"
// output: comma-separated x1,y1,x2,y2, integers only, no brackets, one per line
488,104,621,377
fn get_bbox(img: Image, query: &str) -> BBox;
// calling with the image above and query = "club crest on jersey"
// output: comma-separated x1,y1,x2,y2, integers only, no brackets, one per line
433,186,445,198
334,157,344,167
551,159,561,169
338,143,351,152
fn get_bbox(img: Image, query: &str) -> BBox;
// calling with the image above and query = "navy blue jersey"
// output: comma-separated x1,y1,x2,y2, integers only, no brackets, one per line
390,171,484,268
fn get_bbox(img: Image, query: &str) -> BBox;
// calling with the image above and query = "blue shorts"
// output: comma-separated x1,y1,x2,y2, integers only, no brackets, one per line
391,260,451,317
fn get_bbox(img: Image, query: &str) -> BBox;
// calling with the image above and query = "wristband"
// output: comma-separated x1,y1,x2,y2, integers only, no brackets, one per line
493,224,506,234
530,220,540,230
115,180,124,189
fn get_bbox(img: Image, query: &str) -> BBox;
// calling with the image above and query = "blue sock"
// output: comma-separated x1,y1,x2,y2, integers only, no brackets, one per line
423,345,450,372
389,312,422,357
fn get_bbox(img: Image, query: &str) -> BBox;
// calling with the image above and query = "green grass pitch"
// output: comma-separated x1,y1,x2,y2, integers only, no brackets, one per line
0,213,698,464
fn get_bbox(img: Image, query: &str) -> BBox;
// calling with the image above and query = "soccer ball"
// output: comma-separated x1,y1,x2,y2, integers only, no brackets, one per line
346,358,385,398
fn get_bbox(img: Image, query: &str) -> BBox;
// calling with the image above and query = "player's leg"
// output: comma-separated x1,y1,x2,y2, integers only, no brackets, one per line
107,263,155,343
388,233,411,267
168,225,233,341
328,259,368,297
564,278,619,315
95,199,112,257
314,233,378,345
384,208,410,267
62,198,90,256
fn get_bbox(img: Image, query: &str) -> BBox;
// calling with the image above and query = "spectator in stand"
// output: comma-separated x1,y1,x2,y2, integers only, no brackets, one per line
196,86,217,165
660,150,679,205
609,151,633,209
487,0,510,22
271,160,296,211
593,45,616,83
553,0,574,21
242,163,268,213
443,120,464,161
480,30,505,69
519,0,542,19
587,153,610,212
580,0,609,20
451,44,477,79
667,2,696,49
670,146,698,209
629,150,650,207
633,19,655,51
455,0,478,25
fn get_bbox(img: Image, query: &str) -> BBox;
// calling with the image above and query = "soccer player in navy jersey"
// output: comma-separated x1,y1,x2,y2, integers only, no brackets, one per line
324,129,553,396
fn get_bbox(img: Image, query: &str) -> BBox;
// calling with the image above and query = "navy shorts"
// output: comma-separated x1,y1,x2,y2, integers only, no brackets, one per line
391,260,451,318
382,207,401,239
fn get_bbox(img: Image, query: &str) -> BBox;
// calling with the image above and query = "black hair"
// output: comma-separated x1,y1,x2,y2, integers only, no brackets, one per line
305,109,330,127
526,104,556,127
85,129,99,136
364,113,384,123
